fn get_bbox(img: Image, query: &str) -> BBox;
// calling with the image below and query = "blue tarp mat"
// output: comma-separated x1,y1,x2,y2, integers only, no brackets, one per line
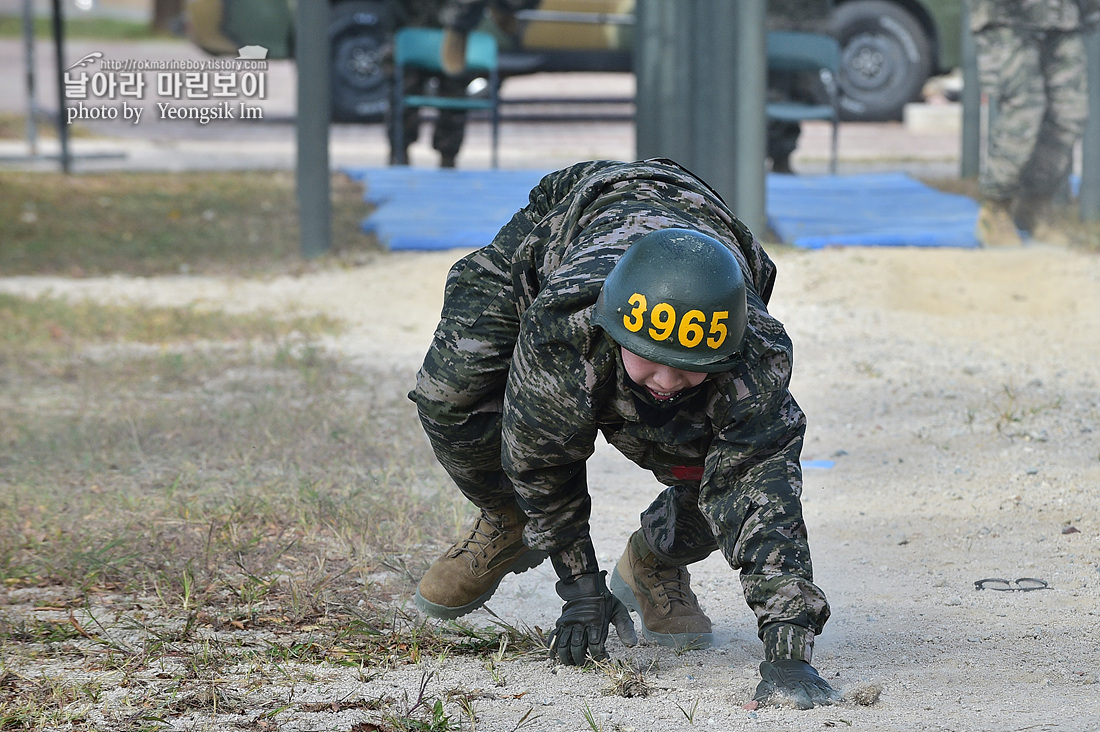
345,167,980,251
767,171,980,249
344,167,547,251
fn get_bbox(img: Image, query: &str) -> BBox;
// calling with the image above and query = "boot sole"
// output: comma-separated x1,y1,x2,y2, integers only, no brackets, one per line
610,566,714,651
414,549,548,620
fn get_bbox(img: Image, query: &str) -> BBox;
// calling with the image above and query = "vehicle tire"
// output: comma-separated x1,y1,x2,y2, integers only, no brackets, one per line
330,0,395,123
831,0,932,122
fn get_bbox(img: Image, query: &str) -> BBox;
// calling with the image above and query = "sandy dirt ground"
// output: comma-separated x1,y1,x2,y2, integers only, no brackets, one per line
4,240,1099,731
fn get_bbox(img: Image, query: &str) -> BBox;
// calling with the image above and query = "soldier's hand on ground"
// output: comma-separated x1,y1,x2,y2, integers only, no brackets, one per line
751,659,840,710
549,571,637,665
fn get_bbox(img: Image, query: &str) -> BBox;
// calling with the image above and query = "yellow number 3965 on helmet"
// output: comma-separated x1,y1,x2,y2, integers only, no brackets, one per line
593,228,748,373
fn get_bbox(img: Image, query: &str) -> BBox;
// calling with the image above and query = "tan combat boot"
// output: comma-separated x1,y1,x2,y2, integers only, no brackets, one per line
1031,218,1074,247
609,531,714,649
440,28,467,76
1015,196,1074,247
415,504,547,619
975,200,1023,247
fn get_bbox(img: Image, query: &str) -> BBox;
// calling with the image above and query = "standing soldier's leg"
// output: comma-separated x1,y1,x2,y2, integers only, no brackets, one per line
409,212,548,619
610,484,717,649
1017,31,1088,242
434,73,470,168
766,69,800,174
767,121,801,174
389,69,425,165
974,27,1044,246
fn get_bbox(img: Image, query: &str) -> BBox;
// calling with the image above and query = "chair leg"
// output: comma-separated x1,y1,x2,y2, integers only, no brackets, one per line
392,101,407,166
491,108,499,169
829,119,838,175
490,77,499,169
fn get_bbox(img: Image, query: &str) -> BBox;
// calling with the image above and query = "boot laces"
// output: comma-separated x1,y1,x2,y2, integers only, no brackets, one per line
644,559,693,608
449,511,509,563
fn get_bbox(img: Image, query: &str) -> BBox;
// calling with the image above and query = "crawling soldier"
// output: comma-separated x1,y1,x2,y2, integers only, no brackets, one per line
409,158,838,709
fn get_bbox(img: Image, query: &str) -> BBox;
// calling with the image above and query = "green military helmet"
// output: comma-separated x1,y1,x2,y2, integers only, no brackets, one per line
593,228,748,373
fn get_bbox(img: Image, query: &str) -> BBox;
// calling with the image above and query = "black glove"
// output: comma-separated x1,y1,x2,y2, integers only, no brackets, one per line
752,659,840,710
549,571,637,665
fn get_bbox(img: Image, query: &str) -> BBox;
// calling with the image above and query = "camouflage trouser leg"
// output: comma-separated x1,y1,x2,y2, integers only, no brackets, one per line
408,209,540,511
765,69,803,163
638,484,719,567
975,26,1045,201
975,27,1087,202
390,71,470,161
766,120,801,163
432,74,470,159
1019,31,1088,200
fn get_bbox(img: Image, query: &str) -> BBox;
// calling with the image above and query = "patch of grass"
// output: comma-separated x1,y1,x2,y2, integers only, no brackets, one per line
987,382,1063,435
0,292,340,354
0,290,558,727
0,671,96,730
674,698,699,723
595,658,654,699
920,176,1100,253
0,171,381,277
0,113,97,140
384,672,462,732
0,14,161,41
0,346,440,594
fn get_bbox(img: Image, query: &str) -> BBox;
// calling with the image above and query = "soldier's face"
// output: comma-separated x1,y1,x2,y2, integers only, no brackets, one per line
620,348,708,402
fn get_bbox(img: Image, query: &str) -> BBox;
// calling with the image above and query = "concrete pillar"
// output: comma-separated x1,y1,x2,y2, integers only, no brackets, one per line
635,0,767,236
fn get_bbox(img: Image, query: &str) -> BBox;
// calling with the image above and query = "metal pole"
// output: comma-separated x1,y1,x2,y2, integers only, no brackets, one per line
296,0,332,258
50,0,70,173
730,0,766,237
634,0,693,164
1081,28,1100,221
22,0,37,156
960,4,980,179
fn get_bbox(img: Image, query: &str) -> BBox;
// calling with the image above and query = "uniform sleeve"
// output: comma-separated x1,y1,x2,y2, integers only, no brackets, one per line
700,373,830,662
500,305,606,577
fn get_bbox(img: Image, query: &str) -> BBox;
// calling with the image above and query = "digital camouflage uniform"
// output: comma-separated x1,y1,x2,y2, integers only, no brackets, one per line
766,0,835,172
967,0,1099,204
440,0,539,34
390,0,469,165
410,158,830,662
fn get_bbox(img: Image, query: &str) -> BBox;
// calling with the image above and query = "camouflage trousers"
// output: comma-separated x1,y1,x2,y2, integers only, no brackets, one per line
440,0,540,34
410,216,722,568
974,26,1088,202
388,69,469,162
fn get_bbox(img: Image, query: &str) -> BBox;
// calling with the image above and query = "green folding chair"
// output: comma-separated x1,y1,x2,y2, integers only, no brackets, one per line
766,30,842,175
392,27,500,168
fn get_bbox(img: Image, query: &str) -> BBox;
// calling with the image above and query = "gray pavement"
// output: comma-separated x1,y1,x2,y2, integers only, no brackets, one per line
0,37,966,178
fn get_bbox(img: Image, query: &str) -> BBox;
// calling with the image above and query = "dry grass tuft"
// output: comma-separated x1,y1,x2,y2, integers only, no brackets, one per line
0,171,381,277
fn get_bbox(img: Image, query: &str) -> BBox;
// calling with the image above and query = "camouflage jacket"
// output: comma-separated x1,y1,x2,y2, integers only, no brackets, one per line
967,0,1100,31
767,0,835,33
497,159,829,656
